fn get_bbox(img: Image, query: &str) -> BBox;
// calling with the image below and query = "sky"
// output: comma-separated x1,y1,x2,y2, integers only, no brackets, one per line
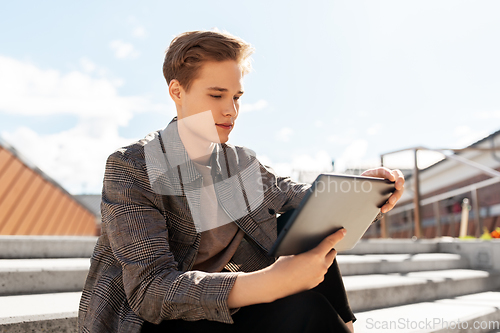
1,0,499,194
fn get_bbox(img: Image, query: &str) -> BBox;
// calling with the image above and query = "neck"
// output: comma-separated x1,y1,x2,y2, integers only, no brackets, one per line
177,122,215,166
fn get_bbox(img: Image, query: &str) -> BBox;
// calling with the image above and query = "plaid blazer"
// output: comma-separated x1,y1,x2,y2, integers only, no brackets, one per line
78,118,310,333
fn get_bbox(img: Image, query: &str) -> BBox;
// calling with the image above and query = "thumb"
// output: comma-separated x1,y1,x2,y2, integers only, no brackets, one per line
310,228,346,256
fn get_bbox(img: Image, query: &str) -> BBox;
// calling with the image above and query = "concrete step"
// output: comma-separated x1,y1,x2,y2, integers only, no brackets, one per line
439,239,500,271
353,291,500,333
1,292,497,333
344,269,500,312
0,292,81,333
0,238,494,333
0,258,90,296
337,253,469,276
344,238,440,254
0,269,497,333
0,236,97,259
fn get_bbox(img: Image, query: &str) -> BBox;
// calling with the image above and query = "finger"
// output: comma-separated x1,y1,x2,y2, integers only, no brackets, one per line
391,169,405,190
362,167,395,181
381,188,404,213
381,191,401,213
324,248,338,267
310,228,346,256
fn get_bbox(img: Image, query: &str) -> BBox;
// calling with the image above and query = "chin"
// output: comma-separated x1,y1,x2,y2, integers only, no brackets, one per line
215,130,230,144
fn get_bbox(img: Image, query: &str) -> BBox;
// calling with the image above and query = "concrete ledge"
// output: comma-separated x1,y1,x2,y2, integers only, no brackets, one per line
344,238,440,254
0,236,98,259
354,291,500,333
337,253,469,276
0,292,81,326
0,317,77,333
345,269,500,312
0,259,90,295
438,238,500,271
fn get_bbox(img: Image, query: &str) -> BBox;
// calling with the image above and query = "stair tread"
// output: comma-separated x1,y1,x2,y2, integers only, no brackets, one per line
354,291,500,332
344,269,498,291
337,253,463,263
0,236,97,259
0,238,496,333
0,292,81,325
337,253,470,276
0,258,90,272
2,290,498,330
344,239,439,254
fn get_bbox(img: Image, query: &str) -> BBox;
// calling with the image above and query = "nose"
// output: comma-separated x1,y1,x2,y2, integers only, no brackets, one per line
223,99,238,118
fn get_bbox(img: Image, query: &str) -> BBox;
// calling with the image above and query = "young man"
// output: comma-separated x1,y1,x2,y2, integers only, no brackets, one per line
78,30,405,333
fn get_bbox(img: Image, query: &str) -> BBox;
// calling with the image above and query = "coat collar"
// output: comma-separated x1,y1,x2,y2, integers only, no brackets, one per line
155,118,274,251
158,117,237,187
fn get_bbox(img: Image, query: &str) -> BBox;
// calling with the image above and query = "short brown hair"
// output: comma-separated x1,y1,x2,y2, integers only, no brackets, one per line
163,30,254,91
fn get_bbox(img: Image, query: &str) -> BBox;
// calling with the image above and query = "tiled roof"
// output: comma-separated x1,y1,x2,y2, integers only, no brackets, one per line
74,194,102,219
0,137,97,235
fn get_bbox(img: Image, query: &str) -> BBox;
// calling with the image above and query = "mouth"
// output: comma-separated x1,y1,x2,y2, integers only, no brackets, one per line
216,123,233,130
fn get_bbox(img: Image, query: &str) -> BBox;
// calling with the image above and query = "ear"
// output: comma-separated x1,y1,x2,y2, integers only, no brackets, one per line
169,79,182,105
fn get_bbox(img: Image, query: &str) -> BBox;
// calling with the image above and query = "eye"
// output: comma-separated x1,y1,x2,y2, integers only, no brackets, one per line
210,95,222,99
233,96,241,101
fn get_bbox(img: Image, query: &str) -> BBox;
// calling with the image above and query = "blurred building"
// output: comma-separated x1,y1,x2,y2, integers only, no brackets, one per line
74,194,102,234
366,129,500,239
0,138,98,235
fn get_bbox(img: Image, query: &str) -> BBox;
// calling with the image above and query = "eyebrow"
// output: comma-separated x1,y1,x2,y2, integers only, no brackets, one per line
207,87,244,95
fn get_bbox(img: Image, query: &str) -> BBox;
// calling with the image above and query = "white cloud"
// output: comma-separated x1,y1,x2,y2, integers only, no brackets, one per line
0,55,170,194
272,162,295,179
290,150,333,172
275,127,293,142
80,57,96,73
333,139,369,172
109,40,140,59
79,57,114,78
128,16,147,38
0,55,158,123
327,128,358,145
239,99,268,113
2,122,131,194
256,150,333,183
132,26,147,38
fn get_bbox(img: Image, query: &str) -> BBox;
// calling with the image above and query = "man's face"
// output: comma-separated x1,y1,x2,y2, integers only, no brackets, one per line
176,60,244,144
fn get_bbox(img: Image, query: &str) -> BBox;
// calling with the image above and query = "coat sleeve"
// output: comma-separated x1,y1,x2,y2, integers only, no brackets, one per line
101,150,240,324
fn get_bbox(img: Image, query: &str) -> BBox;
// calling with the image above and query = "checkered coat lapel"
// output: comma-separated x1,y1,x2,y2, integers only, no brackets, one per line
78,117,311,333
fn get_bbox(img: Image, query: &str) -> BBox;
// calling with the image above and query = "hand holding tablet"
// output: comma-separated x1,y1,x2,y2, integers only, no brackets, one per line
270,174,396,256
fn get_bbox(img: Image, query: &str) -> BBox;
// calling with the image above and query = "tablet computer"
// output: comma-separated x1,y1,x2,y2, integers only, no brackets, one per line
269,174,395,256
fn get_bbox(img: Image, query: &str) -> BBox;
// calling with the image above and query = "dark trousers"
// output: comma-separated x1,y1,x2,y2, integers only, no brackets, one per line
142,258,355,333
